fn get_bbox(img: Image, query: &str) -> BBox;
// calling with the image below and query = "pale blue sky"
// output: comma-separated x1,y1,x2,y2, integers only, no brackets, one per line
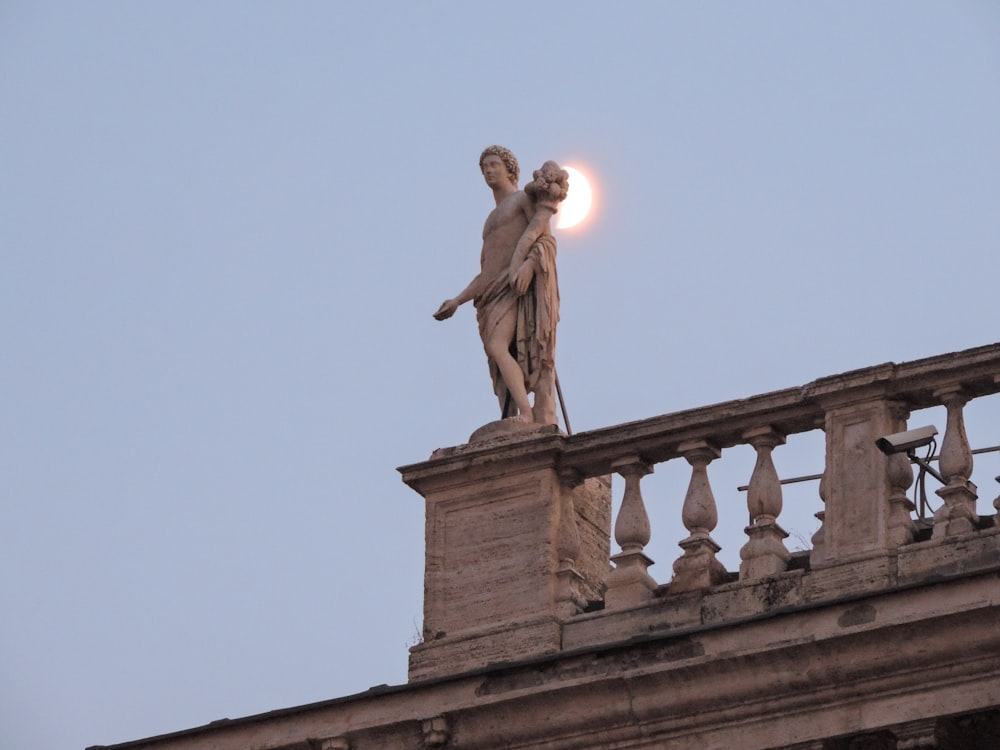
2,4,999,749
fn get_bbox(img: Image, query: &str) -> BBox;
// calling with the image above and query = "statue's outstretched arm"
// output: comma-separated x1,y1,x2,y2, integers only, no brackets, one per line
434,271,485,320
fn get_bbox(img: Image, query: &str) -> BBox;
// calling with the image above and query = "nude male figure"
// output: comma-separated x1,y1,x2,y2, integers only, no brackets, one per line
434,146,563,425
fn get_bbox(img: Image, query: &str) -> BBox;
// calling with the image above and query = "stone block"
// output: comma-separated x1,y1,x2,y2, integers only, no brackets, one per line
562,590,703,652
803,554,895,603
701,569,806,625
897,527,1000,586
400,434,611,680
408,616,562,682
570,475,612,604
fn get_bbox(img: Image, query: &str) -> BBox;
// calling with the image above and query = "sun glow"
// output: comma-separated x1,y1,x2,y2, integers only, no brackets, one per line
556,166,594,229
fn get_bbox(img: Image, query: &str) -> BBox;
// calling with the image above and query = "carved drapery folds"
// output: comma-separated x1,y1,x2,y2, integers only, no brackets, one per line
932,386,978,538
670,440,727,593
740,427,790,580
605,457,656,609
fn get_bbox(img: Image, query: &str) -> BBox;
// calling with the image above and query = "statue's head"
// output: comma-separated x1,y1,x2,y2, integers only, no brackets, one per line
479,145,519,186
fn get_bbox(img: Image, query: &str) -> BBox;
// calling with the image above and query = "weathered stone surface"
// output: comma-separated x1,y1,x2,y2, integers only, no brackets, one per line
897,526,1000,585
802,553,895,601
701,569,806,624
569,474,612,604
102,581,1000,750
402,432,610,679
408,616,564,683
818,399,905,561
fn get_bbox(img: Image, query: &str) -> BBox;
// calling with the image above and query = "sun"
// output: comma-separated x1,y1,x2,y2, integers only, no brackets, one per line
556,166,593,230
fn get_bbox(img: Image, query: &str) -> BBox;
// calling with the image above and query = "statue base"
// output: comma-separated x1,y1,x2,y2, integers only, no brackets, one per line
468,418,559,444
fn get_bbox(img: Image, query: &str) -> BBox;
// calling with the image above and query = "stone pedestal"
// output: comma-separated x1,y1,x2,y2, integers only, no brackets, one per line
398,424,610,681
739,517,790,579
933,480,979,539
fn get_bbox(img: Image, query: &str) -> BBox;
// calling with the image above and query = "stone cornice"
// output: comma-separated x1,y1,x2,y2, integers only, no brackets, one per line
92,567,1000,750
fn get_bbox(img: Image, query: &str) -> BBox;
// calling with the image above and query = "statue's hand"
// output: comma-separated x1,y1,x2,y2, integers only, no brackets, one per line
513,263,533,296
433,299,458,320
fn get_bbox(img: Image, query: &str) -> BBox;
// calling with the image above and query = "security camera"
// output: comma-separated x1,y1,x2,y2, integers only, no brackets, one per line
875,425,938,456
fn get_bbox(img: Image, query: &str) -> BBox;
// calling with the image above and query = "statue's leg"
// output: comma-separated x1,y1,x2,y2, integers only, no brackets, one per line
483,307,533,420
532,365,557,426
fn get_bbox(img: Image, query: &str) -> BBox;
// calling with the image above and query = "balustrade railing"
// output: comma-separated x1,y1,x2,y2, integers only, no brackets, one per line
558,344,1000,610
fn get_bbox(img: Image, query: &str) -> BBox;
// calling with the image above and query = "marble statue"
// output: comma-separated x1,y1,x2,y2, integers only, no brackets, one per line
434,147,568,425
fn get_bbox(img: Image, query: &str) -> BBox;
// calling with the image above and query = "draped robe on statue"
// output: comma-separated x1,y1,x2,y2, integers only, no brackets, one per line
474,234,559,417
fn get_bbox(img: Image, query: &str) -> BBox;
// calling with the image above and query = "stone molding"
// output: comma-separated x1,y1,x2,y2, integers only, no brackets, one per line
95,571,1000,749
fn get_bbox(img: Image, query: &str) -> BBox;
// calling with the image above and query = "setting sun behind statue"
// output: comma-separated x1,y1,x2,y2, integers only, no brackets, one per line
556,166,593,229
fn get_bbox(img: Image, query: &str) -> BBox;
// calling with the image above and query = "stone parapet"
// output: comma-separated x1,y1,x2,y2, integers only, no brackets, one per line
563,527,1000,654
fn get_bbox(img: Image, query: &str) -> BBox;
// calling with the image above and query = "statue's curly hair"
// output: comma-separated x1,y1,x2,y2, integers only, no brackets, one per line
479,145,519,185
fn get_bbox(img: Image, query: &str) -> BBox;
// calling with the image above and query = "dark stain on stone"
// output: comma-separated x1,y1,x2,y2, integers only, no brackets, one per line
761,578,797,610
648,636,705,663
838,603,876,627
476,670,545,696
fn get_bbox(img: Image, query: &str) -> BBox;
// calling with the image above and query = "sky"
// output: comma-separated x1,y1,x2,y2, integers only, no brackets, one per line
2,3,999,749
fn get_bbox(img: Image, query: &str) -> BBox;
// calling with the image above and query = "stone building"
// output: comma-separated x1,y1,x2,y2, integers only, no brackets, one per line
93,343,1000,749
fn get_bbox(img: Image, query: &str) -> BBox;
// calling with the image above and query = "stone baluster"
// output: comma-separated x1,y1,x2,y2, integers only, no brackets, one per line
932,386,978,538
937,387,974,482
670,441,727,593
605,457,656,609
810,419,828,567
886,450,917,547
885,403,916,547
810,472,827,567
740,427,790,580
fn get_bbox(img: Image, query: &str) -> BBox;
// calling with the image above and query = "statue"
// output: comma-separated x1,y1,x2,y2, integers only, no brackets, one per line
434,146,568,426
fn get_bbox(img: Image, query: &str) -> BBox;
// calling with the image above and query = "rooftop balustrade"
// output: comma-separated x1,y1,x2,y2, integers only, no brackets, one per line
401,343,1000,679
557,343,1000,613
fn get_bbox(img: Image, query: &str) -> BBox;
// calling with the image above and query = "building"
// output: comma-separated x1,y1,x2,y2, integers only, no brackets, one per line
92,343,1000,749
